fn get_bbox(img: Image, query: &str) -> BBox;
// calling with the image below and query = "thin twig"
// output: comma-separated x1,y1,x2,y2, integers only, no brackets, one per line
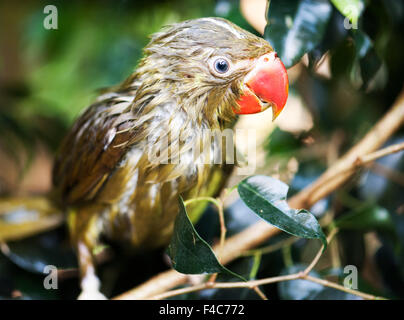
216,198,226,260
303,228,338,276
149,270,384,300
359,141,404,165
206,273,218,284
147,228,385,301
148,273,300,300
252,286,268,300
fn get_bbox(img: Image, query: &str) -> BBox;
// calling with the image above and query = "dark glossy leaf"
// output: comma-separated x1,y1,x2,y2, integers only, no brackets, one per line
328,29,383,90
238,175,327,248
167,197,245,280
352,30,383,90
329,36,357,80
308,7,348,69
335,205,394,232
265,0,333,68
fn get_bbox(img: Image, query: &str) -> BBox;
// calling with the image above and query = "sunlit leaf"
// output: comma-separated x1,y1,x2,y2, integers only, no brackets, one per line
331,0,364,26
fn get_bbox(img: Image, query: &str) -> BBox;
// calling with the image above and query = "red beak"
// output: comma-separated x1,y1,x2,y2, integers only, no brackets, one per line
235,52,289,120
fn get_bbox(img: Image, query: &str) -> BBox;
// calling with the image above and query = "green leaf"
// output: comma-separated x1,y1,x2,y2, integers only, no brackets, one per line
265,0,333,68
237,175,327,248
167,197,245,281
331,0,364,26
335,205,394,231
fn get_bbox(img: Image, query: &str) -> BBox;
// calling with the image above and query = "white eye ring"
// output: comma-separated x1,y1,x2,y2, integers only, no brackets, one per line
209,56,232,76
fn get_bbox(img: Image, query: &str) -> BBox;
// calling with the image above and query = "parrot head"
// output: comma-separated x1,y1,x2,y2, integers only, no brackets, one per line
123,17,288,124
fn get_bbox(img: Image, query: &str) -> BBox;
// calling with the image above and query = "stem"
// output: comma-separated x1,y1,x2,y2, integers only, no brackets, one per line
249,252,262,279
249,253,268,300
359,141,404,164
303,228,338,276
183,196,220,209
252,286,268,300
184,195,226,260
216,198,226,261
282,245,293,267
148,272,384,300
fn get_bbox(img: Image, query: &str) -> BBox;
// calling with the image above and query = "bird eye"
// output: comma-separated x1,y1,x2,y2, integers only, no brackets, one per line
214,58,230,74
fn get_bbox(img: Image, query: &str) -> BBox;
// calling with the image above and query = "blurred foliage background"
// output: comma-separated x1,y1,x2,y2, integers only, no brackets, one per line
0,0,404,300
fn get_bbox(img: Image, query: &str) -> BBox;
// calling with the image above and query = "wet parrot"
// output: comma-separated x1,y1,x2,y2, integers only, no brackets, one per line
0,17,288,299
